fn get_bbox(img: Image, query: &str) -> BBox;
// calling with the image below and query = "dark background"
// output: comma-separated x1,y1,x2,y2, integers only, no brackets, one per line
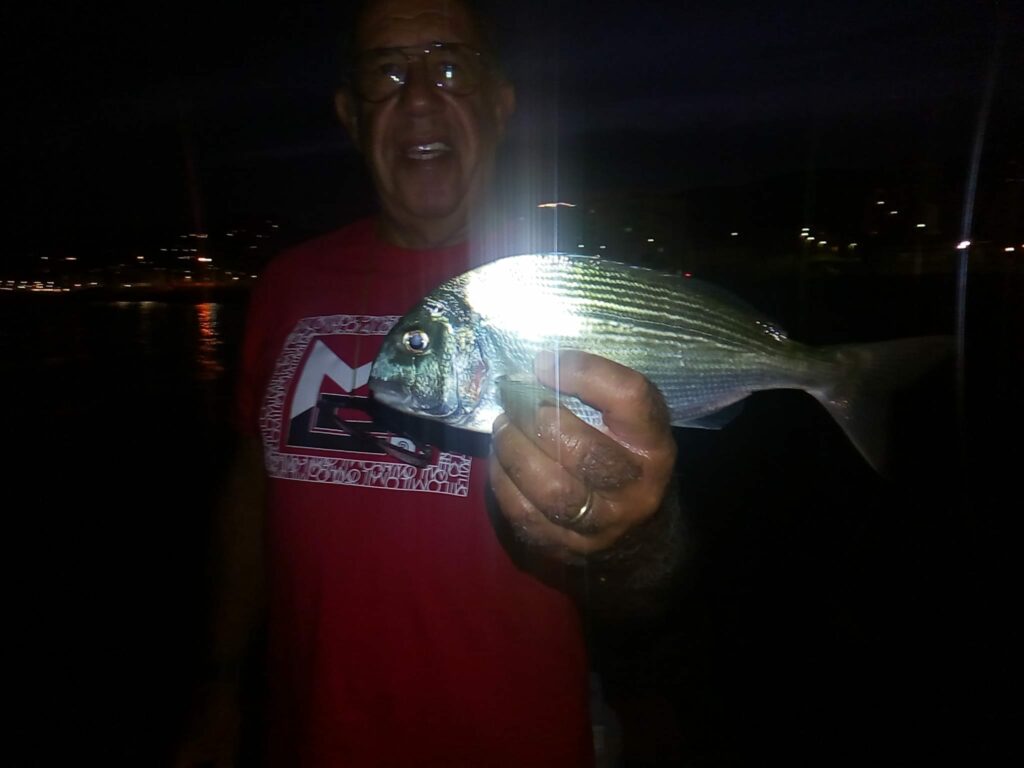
4,0,1021,257
3,1,1022,765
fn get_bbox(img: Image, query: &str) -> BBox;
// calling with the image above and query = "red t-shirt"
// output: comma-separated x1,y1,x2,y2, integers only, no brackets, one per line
236,219,593,766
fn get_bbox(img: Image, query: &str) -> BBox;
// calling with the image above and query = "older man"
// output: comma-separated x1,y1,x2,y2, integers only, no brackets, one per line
177,1,679,765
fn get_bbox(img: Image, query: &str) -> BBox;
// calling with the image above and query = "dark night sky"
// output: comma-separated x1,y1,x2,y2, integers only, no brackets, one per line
3,0,1020,258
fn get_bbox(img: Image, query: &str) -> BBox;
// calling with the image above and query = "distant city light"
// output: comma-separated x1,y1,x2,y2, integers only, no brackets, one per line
15,188,1005,295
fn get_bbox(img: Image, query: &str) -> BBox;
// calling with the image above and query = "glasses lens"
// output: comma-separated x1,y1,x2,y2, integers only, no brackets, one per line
427,45,482,95
355,49,408,102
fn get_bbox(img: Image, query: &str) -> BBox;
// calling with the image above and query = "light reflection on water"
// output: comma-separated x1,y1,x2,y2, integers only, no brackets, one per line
0,297,247,404
102,299,233,382
195,302,226,381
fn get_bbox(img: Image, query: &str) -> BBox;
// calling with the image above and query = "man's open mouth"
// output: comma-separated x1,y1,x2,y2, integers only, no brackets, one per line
405,141,452,160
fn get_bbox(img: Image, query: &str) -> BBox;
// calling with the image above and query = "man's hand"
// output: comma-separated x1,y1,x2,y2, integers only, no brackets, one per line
490,350,677,561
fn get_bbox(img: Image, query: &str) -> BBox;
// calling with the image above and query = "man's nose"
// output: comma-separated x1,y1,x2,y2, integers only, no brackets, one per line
396,57,445,112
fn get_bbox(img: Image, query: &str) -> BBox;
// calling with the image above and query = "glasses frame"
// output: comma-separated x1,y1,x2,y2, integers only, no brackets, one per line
350,41,491,103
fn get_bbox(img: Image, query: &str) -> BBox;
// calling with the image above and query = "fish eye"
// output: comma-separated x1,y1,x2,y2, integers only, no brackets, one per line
402,329,430,355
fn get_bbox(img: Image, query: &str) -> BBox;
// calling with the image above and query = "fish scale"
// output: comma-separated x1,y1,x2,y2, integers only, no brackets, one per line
519,260,787,352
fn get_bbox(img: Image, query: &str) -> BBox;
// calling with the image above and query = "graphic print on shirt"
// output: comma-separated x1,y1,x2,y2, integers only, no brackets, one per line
261,314,471,497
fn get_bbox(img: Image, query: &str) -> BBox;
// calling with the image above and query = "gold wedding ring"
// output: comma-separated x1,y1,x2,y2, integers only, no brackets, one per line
564,490,595,528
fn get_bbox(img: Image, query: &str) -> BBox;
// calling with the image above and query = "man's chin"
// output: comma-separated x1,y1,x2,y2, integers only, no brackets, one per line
382,201,468,247
399,182,468,219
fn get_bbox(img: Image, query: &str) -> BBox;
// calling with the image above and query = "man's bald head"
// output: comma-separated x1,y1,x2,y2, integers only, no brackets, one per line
340,0,502,83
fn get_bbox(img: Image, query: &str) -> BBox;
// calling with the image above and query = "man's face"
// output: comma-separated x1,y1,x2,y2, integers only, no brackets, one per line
336,0,515,247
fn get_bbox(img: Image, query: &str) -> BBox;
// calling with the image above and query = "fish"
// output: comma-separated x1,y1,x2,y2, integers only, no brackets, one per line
368,253,952,471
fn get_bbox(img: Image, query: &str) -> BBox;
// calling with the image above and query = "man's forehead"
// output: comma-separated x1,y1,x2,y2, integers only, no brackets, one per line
357,0,483,49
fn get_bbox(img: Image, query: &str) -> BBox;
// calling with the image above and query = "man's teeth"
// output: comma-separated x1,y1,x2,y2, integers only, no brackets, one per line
407,142,452,159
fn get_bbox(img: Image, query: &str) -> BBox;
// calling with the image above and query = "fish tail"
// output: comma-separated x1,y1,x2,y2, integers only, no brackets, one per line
809,335,954,472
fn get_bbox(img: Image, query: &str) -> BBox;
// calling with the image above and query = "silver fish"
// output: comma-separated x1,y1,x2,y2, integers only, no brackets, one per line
369,253,951,471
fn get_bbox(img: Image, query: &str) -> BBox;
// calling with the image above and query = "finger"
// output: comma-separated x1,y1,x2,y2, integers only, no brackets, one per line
492,413,593,526
488,441,611,557
499,396,642,494
534,350,672,450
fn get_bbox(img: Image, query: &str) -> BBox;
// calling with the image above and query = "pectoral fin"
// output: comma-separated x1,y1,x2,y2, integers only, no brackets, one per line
495,375,558,411
496,375,605,429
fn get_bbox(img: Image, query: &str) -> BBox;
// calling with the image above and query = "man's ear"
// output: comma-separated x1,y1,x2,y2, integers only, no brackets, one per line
335,89,361,148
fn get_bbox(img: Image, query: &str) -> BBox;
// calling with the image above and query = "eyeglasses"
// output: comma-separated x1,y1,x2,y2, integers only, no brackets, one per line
351,42,491,103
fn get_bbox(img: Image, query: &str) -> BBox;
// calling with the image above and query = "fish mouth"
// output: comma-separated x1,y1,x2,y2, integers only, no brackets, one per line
368,378,412,409
369,377,459,419
404,141,452,160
